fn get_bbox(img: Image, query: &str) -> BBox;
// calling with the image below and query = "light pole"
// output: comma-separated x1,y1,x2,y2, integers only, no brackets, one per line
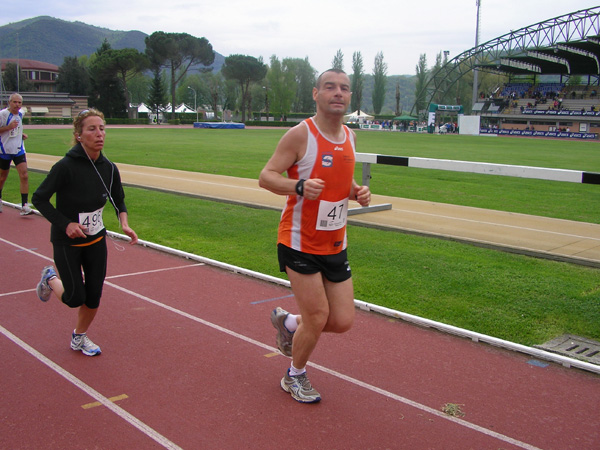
187,86,198,122
472,0,481,107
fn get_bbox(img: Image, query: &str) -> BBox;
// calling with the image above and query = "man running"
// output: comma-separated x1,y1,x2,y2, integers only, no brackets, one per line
0,93,32,215
259,69,371,403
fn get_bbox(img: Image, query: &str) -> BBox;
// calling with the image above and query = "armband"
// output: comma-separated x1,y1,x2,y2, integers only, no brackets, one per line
295,179,305,196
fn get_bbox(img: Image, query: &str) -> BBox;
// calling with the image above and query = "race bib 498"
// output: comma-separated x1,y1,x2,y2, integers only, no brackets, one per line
79,206,105,235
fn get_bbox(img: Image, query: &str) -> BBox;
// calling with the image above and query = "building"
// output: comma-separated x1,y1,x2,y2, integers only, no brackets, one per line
0,92,88,120
1,59,59,93
477,83,600,139
1,59,88,119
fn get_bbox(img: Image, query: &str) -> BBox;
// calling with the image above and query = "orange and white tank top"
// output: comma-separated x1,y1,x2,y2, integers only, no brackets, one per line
277,117,356,255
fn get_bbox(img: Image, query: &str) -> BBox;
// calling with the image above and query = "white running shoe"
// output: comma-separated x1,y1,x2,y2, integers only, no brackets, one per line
271,307,294,357
71,332,102,356
36,266,57,302
20,203,33,215
281,369,321,403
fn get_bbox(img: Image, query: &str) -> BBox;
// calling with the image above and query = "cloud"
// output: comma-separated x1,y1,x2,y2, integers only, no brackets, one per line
3,0,597,75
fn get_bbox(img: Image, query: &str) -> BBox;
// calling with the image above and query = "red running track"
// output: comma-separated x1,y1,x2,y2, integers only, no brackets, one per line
1,204,599,450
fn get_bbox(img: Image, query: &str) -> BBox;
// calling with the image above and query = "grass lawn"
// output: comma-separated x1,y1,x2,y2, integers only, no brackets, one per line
26,127,600,223
4,127,599,347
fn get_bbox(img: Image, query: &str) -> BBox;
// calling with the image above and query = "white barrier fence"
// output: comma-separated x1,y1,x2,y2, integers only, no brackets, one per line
355,152,600,186
350,152,599,216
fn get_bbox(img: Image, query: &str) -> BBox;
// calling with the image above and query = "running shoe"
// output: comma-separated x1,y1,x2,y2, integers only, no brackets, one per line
20,203,33,215
271,307,294,357
281,369,321,403
71,332,102,356
36,266,57,302
0,201,3,212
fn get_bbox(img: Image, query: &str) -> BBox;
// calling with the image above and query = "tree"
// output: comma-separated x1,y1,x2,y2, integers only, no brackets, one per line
221,54,267,122
88,40,126,118
127,72,152,105
414,53,428,116
291,57,317,113
107,48,149,118
146,67,167,122
351,52,364,113
267,55,296,119
430,52,444,104
57,56,90,95
331,49,344,71
372,52,387,114
222,79,239,115
202,72,225,119
145,32,215,119
2,62,33,92
395,81,401,116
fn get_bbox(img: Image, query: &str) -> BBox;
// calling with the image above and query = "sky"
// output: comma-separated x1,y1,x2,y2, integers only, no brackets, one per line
3,1,598,75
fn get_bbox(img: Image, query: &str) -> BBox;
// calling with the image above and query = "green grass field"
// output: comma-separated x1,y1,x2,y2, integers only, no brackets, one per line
27,127,600,223
5,127,600,347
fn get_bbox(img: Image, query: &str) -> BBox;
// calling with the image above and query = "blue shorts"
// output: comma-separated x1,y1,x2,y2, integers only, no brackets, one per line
277,243,352,283
0,151,26,170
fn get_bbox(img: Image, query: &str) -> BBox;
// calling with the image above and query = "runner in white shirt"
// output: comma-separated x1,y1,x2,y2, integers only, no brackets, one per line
0,93,32,215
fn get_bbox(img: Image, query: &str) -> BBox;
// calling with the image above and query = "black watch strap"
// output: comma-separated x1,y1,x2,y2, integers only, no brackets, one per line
295,179,305,196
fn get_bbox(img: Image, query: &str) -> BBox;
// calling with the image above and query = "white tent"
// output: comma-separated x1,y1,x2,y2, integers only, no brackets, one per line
174,103,196,114
134,103,151,113
344,110,374,123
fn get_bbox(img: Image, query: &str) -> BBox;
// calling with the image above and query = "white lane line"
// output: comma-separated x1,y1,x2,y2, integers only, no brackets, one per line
0,325,183,450
0,235,547,449
0,289,37,298
105,280,544,450
106,263,205,279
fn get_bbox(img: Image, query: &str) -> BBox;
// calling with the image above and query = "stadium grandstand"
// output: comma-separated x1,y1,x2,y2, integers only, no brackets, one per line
417,7,600,140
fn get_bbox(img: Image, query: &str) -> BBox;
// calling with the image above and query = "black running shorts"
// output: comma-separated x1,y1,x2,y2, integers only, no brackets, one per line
0,153,26,170
277,243,352,283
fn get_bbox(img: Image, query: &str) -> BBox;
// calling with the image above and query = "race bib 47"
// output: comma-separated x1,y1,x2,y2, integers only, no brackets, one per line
316,198,348,231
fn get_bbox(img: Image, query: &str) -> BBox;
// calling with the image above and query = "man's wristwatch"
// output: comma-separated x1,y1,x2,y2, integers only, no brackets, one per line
295,179,305,196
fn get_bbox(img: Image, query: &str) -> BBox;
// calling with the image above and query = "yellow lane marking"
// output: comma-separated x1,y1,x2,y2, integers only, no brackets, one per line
82,394,129,410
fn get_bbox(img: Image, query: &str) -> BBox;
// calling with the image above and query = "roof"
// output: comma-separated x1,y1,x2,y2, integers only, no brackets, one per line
0,58,59,72
0,92,75,105
476,36,600,77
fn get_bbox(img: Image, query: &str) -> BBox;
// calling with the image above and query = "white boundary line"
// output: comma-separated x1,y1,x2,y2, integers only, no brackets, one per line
0,325,183,450
101,280,544,450
0,227,595,448
1,215,598,374
110,233,600,375
0,233,572,449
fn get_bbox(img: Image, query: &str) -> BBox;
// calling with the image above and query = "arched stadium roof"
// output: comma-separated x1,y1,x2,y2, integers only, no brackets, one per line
413,7,600,113
477,36,600,76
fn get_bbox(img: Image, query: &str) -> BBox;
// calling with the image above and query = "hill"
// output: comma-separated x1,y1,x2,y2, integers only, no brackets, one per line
0,16,416,114
0,16,224,72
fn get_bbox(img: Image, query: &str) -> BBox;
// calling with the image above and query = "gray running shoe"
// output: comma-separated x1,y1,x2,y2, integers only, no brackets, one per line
20,203,33,215
71,332,102,356
271,307,294,357
281,370,321,403
36,266,57,302
0,201,3,212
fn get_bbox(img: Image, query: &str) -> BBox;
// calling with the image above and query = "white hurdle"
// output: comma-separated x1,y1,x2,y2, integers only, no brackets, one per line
350,152,599,216
355,152,600,185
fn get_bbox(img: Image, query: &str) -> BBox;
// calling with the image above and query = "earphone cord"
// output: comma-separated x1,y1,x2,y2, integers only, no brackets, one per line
85,151,126,252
